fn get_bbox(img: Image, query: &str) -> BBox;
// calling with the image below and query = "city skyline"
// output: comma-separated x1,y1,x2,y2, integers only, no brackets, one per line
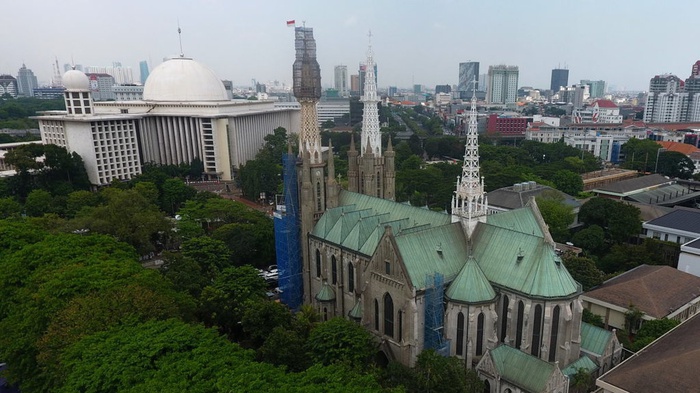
2,0,698,91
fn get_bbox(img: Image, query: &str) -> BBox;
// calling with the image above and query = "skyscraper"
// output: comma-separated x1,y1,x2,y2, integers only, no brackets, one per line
692,60,700,78
139,61,150,85
487,65,519,104
0,75,18,98
16,64,38,97
580,80,606,99
334,65,348,97
458,62,479,98
643,74,685,123
550,69,569,92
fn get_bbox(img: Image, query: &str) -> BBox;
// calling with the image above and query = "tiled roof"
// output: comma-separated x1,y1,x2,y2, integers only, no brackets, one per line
473,204,580,299
445,256,497,304
645,207,700,235
592,174,671,196
625,201,673,222
488,345,558,393
584,265,700,319
593,99,618,108
563,356,598,377
487,184,581,210
683,237,700,250
598,313,700,393
315,282,336,301
656,141,700,156
580,322,613,356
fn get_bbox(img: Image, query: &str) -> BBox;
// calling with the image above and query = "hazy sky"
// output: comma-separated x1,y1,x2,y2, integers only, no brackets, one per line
3,0,697,91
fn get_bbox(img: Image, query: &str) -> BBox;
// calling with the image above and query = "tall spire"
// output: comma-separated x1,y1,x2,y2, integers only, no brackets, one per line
293,25,323,164
451,77,488,236
360,30,381,157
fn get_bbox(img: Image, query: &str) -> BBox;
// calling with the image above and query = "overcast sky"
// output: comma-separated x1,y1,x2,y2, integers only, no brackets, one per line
3,0,697,91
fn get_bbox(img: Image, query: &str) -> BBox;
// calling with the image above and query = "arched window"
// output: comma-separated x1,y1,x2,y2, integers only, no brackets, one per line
532,304,543,357
456,312,465,356
516,301,524,349
398,310,403,342
483,380,491,393
500,295,509,343
384,293,394,337
348,263,355,293
374,299,379,331
331,255,337,285
323,307,328,321
476,312,485,356
549,305,560,362
316,182,322,211
315,249,321,278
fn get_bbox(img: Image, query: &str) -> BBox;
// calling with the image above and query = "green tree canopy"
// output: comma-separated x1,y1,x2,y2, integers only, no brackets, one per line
562,255,604,291
306,317,376,370
656,150,695,179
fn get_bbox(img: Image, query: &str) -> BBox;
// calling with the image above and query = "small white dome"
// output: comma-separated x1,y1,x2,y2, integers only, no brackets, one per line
143,57,228,102
63,70,90,91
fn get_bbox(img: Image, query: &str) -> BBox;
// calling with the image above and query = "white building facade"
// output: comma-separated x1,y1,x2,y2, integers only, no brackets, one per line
487,65,519,104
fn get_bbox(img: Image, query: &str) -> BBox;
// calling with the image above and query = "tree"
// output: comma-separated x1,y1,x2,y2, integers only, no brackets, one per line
552,169,583,196
238,158,281,201
413,349,484,393
241,300,293,347
570,367,594,393
629,318,679,352
258,325,311,372
656,150,695,179
578,198,640,244
181,236,231,279
571,225,606,256
306,317,376,370
65,190,101,218
620,138,662,172
536,193,574,242
562,255,604,291
0,196,21,218
582,308,604,328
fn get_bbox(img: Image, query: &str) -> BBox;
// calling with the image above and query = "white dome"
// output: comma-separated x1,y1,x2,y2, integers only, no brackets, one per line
143,57,228,102
63,70,90,91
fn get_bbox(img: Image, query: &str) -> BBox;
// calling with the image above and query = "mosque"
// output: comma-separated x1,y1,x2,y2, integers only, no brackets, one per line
36,56,299,186
277,27,622,393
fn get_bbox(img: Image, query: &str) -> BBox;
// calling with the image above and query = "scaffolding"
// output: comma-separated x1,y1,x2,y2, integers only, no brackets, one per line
274,152,303,310
424,272,450,356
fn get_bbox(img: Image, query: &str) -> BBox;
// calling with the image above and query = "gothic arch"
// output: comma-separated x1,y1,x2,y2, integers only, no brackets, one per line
315,249,321,278
384,293,394,337
532,304,543,357
476,312,485,356
456,312,465,356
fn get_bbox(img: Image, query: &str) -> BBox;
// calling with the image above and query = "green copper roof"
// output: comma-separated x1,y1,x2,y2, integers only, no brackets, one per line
348,300,362,319
472,207,579,298
394,223,468,289
315,282,336,302
580,322,613,356
489,345,558,393
562,355,598,377
339,191,452,228
487,204,545,237
445,256,496,304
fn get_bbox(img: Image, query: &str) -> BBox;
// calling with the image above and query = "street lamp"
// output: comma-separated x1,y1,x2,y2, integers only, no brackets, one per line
654,147,667,174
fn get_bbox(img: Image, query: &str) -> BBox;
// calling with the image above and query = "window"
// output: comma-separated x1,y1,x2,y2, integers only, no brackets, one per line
384,293,394,337
549,306,560,362
456,312,465,356
532,305,543,357
316,182,322,211
348,263,355,293
315,249,321,278
398,310,403,342
516,301,524,349
501,296,509,342
331,255,337,285
385,261,391,275
476,312,485,356
374,299,379,331
323,307,328,321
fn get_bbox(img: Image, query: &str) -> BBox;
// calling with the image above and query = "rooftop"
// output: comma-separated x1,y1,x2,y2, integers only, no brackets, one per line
592,174,672,197
644,207,700,235
656,140,700,156
487,344,559,393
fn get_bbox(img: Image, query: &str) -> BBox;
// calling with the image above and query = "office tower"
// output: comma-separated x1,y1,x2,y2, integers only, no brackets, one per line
16,64,38,97
334,65,348,97
387,86,397,97
487,65,519,104
413,84,422,94
0,75,18,98
435,84,451,94
478,74,487,92
85,73,116,101
580,80,606,99
458,61,479,98
84,64,134,84
350,74,360,95
550,69,569,92
139,61,150,85
570,84,589,109
643,75,686,123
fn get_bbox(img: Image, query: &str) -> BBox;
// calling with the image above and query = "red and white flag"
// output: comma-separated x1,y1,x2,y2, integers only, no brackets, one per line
286,20,295,27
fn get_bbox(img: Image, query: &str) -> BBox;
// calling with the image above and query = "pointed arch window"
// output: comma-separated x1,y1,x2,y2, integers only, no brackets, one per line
516,301,524,350
374,299,379,331
501,296,509,343
398,310,403,342
456,312,465,356
384,293,394,337
532,304,543,357
476,312,485,356
315,249,321,278
549,306,560,362
376,171,381,195
331,255,337,284
316,182,322,211
348,263,355,293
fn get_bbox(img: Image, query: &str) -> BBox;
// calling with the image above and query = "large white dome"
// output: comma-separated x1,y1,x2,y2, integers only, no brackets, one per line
143,57,228,102
63,70,90,91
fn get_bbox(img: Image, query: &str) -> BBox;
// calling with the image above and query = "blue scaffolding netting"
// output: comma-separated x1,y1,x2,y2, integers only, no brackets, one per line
274,152,303,310
424,272,450,356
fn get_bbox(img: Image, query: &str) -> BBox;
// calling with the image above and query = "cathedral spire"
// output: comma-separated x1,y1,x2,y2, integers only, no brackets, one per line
293,25,323,164
451,77,488,236
360,30,381,157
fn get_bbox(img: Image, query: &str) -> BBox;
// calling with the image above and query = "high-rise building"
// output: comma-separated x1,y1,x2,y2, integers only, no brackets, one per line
413,84,422,94
85,64,134,85
487,65,519,104
16,64,38,97
435,84,451,94
580,80,606,99
139,61,150,85
692,60,700,78
85,73,116,101
350,74,360,95
643,75,686,123
550,69,569,92
0,75,18,98
334,65,348,97
458,61,479,98
387,86,397,97
478,74,487,92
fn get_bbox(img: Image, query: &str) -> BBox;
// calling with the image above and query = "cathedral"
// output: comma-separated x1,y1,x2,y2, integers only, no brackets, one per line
278,27,621,393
